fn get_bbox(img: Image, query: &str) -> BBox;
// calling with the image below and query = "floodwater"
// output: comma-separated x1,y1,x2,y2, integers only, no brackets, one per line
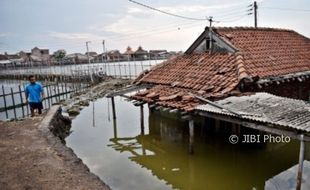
66,96,310,190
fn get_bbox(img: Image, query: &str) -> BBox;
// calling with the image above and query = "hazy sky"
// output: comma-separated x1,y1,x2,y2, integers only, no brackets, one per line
0,0,309,54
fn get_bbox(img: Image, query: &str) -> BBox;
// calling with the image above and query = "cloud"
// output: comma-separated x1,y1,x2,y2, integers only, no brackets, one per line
0,32,11,37
127,7,147,14
48,31,105,42
104,15,142,34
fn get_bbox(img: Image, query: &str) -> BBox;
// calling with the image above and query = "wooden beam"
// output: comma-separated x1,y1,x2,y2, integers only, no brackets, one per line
162,107,170,112
155,106,162,110
169,109,179,113
148,104,156,109
133,101,145,106
106,84,152,97
190,93,242,117
181,115,191,120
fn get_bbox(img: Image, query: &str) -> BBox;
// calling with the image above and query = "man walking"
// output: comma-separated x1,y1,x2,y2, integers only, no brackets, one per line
25,75,45,117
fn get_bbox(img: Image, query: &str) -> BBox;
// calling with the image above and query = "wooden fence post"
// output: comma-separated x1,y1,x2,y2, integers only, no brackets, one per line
2,85,9,119
18,85,25,118
10,88,17,119
46,85,51,108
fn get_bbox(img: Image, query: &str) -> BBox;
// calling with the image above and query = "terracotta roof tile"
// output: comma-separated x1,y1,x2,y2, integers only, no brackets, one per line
132,27,310,111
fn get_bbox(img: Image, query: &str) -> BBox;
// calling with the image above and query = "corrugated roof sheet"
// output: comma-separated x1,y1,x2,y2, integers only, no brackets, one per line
196,93,310,132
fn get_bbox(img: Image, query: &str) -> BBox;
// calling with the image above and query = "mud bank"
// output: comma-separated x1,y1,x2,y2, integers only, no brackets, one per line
0,78,133,190
62,77,132,117
0,106,114,189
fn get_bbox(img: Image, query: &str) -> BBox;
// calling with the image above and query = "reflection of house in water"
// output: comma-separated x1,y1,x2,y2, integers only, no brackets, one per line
265,160,310,190
108,112,304,190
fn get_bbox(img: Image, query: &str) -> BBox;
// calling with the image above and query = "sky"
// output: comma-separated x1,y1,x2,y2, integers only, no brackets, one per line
0,0,309,54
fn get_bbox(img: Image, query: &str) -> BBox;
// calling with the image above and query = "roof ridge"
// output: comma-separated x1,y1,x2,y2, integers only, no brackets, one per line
235,53,251,82
213,26,295,33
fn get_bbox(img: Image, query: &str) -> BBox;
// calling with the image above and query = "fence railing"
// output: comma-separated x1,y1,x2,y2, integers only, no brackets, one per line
0,60,163,80
0,82,89,120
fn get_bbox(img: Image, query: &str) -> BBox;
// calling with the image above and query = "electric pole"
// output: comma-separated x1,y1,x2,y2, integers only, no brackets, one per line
85,41,93,83
102,40,105,63
86,41,91,65
102,40,107,74
254,1,258,28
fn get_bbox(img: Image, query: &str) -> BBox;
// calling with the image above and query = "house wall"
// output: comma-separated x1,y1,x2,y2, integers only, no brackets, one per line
255,79,310,101
31,48,41,57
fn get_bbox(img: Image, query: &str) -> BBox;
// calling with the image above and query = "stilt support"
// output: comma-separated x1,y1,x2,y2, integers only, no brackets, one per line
189,119,194,154
140,104,145,135
296,134,305,190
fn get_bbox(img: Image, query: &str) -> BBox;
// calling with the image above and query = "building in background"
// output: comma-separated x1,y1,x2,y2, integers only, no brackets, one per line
30,47,50,64
149,50,169,60
106,50,123,62
64,53,91,64
133,46,148,60
123,46,135,61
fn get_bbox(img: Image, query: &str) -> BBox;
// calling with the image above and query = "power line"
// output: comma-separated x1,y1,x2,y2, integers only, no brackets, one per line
128,0,208,21
217,14,250,23
128,0,255,25
213,8,249,19
1,21,206,52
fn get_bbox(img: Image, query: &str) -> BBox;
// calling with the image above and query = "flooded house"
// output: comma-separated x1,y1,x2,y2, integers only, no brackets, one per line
132,27,310,109
110,26,310,188
114,26,310,153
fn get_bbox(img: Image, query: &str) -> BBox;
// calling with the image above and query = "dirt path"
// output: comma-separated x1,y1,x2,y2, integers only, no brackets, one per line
0,117,111,190
0,78,134,190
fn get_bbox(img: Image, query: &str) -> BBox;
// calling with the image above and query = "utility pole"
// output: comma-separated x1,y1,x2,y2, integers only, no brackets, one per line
102,40,105,63
85,41,93,83
254,1,258,28
102,40,107,75
208,16,213,54
86,41,91,65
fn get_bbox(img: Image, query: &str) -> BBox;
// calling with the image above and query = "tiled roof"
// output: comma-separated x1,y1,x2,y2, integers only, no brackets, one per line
133,53,242,111
132,27,310,111
214,27,310,78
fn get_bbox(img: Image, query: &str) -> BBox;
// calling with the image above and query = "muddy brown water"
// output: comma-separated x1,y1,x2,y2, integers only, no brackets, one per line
65,97,310,190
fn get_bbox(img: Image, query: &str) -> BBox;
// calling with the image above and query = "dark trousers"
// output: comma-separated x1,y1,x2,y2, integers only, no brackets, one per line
29,102,43,116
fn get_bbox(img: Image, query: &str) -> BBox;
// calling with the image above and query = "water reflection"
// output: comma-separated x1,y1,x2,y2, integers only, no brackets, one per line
265,161,310,190
66,97,309,190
